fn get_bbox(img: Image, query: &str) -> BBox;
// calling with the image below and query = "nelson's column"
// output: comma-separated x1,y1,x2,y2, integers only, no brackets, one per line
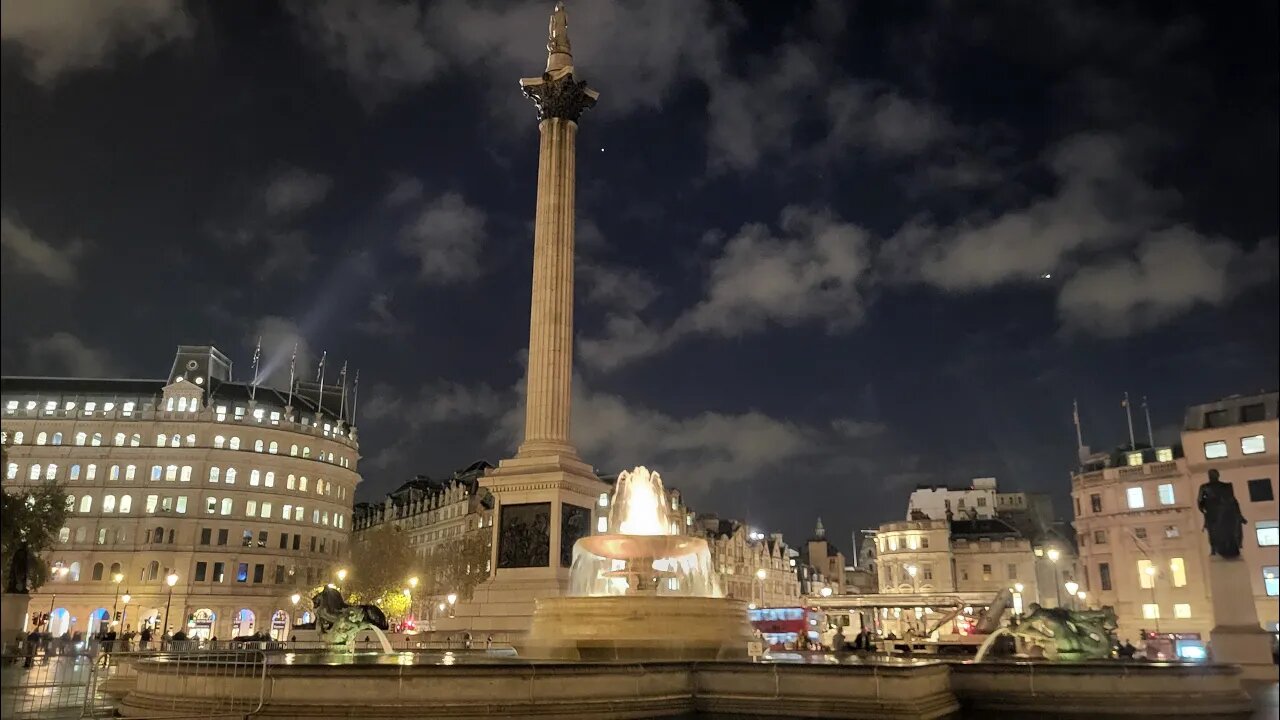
440,3,608,636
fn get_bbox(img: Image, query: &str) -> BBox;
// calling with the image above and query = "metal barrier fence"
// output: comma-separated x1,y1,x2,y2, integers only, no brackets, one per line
2,646,267,719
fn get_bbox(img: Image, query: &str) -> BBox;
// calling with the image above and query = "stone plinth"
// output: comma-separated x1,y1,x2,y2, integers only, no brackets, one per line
1,592,31,644
951,660,1254,718
1207,556,1277,680
523,596,754,661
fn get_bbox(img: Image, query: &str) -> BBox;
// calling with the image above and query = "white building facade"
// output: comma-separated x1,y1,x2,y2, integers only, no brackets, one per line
1,345,360,641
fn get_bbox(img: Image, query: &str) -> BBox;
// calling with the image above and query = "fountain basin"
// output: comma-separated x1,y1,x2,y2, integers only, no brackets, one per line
524,595,754,661
576,534,708,561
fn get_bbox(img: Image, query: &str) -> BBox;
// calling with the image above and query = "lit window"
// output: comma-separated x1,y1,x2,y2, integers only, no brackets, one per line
1174,603,1192,619
250,470,260,487
254,439,264,452
166,397,175,412
70,465,81,481
102,495,116,513
253,408,265,423
119,495,132,513
1142,603,1160,619
12,431,22,444
126,465,136,481
79,495,92,513
597,517,608,533
1156,448,1174,462
29,464,41,480
226,468,237,484
1204,441,1228,459
269,441,278,454
1242,435,1266,455
1158,484,1175,505
247,500,258,517
1138,559,1155,588
597,493,609,508
221,498,232,515
264,472,275,488
290,444,298,457
1264,567,1279,597
216,405,227,421
1165,525,1180,538
230,437,241,450
130,434,140,447
90,433,101,446
209,467,220,483
175,496,187,514
215,435,226,449
206,497,217,514
46,464,58,480
51,432,62,445
282,504,292,519
85,464,95,481
36,432,47,445
261,501,272,518
165,465,178,482
1257,521,1279,547
171,434,181,447
1169,557,1187,587
5,463,15,480
114,433,125,446
180,466,192,482
83,401,95,415
1126,452,1143,467
1126,487,1145,510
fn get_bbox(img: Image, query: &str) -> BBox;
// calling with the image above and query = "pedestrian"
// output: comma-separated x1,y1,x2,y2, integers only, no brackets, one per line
22,629,38,668
140,626,152,651
100,630,116,667
485,634,493,650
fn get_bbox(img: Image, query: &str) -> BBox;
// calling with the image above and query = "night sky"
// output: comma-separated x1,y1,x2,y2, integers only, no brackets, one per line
2,1,1277,555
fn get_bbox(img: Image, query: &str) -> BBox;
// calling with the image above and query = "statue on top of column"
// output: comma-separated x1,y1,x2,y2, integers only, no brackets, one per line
1197,469,1246,559
548,2,571,57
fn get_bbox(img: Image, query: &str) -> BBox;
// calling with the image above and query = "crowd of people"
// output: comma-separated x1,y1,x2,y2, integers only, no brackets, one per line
7,625,192,668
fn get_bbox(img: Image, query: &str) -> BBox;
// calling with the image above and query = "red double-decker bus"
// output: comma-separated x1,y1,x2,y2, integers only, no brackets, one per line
748,607,820,649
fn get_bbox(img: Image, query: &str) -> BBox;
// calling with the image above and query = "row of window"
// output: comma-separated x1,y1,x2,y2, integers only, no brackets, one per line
4,429,352,469
8,462,347,501
59,492,347,529
197,527,339,556
1204,435,1268,459
45,557,330,589
4,397,355,443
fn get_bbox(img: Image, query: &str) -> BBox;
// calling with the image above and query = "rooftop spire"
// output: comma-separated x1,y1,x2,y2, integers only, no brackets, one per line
814,517,826,539
546,2,573,72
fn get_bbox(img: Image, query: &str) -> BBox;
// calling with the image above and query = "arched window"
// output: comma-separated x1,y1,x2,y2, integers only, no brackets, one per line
225,468,237,484
166,397,175,412
186,434,196,446
51,432,63,445
36,432,47,445
303,447,311,458
119,495,132,513
79,496,92,513
109,562,121,576
209,467,220,483
168,529,175,544
102,495,116,513
74,527,86,543
250,470,260,486
177,396,188,412
96,528,107,545
165,465,178,482
66,495,75,511
230,437,241,451
12,431,22,444
156,434,167,447
299,476,308,492
91,433,102,446
153,528,164,544
109,465,120,481
70,465,81,481
214,435,225,449
269,441,278,454
286,474,296,490
130,433,141,447
264,471,275,488
290,444,298,457
180,466,192,482
58,527,70,543
4,463,15,480
126,465,137,481
171,434,182,447
69,562,81,581
29,464,42,480
254,439,264,452
147,561,159,580
45,464,58,480
114,433,125,446
220,498,233,515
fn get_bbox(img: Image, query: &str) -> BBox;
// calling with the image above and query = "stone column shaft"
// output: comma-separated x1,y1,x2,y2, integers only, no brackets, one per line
519,117,579,459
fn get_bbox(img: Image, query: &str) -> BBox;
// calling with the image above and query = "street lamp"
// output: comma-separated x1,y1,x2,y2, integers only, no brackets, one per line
1076,590,1087,607
446,592,457,618
163,572,179,636
819,586,833,598
1143,564,1161,633
336,568,348,585
120,592,131,634
1046,548,1062,607
755,568,767,608
1064,580,1080,609
110,572,125,631
906,564,919,593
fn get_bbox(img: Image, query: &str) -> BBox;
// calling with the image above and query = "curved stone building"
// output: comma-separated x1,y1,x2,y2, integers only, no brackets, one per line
1,345,360,640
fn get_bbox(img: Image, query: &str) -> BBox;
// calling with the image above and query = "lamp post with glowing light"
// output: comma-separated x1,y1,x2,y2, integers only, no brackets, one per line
408,577,419,626
906,564,919,593
755,568,767,609
1064,580,1080,610
162,572,179,635
446,593,457,618
110,572,125,631
1076,590,1087,608
120,592,131,634
336,568,348,588
1012,582,1025,616
1047,548,1062,607
1144,564,1160,633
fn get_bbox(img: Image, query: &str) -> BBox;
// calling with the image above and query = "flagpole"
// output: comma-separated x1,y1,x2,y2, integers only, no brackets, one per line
317,351,327,418
1072,398,1084,452
351,370,360,426
339,361,349,422
249,337,262,402
1143,396,1155,448
1123,392,1136,449
285,343,297,412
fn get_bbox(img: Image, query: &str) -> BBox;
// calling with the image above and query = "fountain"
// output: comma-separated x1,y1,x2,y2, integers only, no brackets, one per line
524,466,754,660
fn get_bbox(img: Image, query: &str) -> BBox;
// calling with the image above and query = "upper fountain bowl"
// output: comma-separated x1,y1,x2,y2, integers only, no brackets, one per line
575,534,706,561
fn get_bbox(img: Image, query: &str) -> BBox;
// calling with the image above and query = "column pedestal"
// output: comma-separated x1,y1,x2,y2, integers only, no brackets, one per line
2,593,31,646
1207,556,1276,680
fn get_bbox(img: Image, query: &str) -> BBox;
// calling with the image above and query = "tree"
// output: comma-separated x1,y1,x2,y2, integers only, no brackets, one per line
1,444,69,592
423,526,492,601
344,523,421,623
